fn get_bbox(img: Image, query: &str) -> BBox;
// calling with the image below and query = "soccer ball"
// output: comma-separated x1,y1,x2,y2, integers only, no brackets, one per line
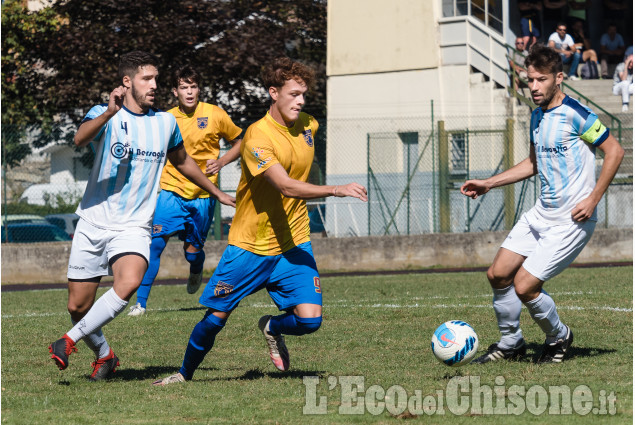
431,320,479,367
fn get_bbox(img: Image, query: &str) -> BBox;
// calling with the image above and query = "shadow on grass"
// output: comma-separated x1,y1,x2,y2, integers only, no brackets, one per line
194,368,328,383
160,306,207,313
101,365,218,382
526,342,616,363
98,366,326,384
437,342,618,379
232,368,327,381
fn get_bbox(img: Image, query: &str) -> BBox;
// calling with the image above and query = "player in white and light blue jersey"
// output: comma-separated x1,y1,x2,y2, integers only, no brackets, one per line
48,51,236,382
461,44,624,365
77,103,182,230
529,95,609,223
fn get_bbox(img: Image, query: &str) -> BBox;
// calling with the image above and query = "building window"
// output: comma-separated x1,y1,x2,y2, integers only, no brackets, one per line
442,0,502,34
73,157,91,181
450,132,467,175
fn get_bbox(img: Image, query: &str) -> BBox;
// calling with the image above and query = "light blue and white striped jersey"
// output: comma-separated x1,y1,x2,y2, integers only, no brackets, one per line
76,104,183,230
530,95,609,223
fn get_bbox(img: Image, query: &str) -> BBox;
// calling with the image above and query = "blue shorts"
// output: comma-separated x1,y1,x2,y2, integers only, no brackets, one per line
151,190,215,249
520,17,540,38
199,242,322,312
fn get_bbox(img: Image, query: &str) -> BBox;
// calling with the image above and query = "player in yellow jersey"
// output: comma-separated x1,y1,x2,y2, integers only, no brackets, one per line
128,66,243,316
153,57,367,385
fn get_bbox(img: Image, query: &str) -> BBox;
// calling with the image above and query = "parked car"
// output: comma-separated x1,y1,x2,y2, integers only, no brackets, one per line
45,213,80,238
0,214,48,225
2,222,71,243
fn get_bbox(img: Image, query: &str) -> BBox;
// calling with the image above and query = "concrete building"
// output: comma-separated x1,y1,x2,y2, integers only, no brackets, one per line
323,0,631,237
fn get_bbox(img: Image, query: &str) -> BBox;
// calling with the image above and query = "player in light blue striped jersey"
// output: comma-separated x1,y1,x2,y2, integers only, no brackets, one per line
461,44,624,365
48,51,236,381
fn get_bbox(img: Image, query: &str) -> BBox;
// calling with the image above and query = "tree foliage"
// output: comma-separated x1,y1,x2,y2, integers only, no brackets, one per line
1,0,65,165
1,0,327,165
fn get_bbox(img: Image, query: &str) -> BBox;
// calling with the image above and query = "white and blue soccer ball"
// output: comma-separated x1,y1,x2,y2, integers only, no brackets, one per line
431,320,479,367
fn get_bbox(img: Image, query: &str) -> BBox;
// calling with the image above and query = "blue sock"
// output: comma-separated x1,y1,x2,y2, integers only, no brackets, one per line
268,313,322,336
184,249,205,274
136,237,167,308
179,311,226,380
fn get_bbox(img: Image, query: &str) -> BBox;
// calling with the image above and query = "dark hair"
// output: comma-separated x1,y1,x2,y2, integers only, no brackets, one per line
556,21,567,29
172,65,201,88
261,57,315,90
525,43,563,75
118,51,159,82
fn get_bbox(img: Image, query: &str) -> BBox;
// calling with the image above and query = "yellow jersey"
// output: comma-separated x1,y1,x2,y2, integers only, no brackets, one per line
228,111,319,255
160,102,242,199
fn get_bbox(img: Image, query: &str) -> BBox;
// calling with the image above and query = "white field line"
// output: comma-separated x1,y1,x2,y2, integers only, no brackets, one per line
2,291,631,319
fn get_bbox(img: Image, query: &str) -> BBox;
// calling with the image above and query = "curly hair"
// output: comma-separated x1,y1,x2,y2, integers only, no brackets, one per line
118,51,159,82
261,57,315,90
525,44,563,75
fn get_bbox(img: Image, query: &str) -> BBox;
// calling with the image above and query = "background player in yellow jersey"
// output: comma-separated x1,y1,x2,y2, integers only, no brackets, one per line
128,66,243,316
153,57,367,385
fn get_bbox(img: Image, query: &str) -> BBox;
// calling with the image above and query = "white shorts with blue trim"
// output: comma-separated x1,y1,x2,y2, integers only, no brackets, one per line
501,208,596,282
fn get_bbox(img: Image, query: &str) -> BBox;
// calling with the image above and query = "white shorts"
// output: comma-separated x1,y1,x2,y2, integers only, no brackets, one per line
501,208,596,282
67,218,151,280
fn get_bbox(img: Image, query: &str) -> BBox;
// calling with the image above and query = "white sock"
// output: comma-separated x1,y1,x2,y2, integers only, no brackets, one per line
524,290,566,342
71,319,111,359
492,284,523,350
67,288,128,343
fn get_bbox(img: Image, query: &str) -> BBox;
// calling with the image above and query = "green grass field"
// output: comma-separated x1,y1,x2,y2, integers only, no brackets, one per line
2,266,632,424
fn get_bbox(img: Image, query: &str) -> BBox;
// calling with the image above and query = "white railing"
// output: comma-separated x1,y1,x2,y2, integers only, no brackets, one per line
438,13,510,88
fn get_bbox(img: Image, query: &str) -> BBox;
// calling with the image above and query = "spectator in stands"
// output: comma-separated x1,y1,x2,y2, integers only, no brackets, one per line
566,0,590,30
570,20,599,79
542,0,568,40
518,0,542,50
548,22,581,80
602,0,629,37
509,37,529,88
600,23,626,79
613,54,633,112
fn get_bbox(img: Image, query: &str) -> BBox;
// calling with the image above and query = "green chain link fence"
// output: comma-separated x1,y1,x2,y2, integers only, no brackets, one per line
326,111,632,237
2,110,631,242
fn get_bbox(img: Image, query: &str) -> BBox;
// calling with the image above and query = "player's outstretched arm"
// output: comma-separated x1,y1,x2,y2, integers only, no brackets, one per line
205,138,242,175
461,154,537,199
263,163,368,202
571,134,624,221
74,86,127,148
167,145,236,207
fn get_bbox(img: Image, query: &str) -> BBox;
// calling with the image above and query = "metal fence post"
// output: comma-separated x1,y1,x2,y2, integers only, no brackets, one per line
367,133,371,236
214,172,222,240
438,120,450,232
504,118,515,229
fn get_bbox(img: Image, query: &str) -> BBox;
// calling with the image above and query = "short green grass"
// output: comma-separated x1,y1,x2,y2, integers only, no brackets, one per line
1,266,632,424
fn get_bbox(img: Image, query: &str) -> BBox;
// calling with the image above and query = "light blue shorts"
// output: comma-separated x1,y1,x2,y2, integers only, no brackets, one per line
199,242,322,312
151,190,215,249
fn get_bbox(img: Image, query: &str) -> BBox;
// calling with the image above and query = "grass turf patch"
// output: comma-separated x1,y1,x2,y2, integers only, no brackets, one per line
1,266,632,424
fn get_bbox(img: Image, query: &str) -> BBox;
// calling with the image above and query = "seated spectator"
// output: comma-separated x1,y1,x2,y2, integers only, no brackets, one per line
570,20,599,78
602,0,629,37
566,0,590,31
509,37,529,87
518,0,542,50
600,23,626,79
542,0,567,40
613,54,633,112
548,22,581,80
